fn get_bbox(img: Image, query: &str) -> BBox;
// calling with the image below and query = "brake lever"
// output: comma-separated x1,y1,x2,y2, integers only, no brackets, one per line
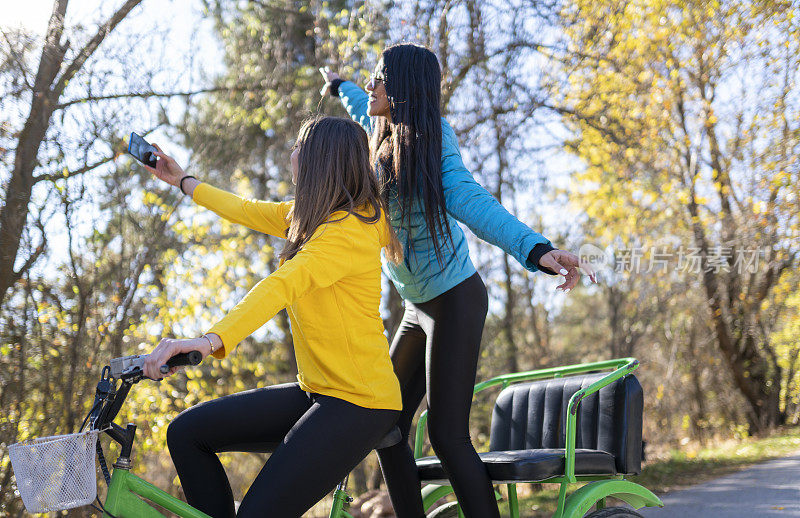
120,366,161,383
93,356,163,432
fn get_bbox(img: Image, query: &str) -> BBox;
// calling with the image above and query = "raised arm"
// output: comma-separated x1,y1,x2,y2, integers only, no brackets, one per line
320,68,373,133
336,81,373,133
204,220,355,358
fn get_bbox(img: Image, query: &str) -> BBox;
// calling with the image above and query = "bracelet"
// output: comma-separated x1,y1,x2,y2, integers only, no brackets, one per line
179,175,197,195
202,334,215,355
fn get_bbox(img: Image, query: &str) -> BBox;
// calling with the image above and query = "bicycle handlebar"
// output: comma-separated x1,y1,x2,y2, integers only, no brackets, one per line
109,350,203,380
90,350,204,432
159,350,203,374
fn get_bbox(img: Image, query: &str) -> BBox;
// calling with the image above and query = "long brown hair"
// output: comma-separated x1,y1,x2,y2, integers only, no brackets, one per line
280,116,402,263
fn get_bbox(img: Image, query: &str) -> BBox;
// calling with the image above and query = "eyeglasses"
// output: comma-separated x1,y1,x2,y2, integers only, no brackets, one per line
369,73,385,86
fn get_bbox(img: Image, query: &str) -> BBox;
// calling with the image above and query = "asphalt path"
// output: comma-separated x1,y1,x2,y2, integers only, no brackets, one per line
638,451,800,517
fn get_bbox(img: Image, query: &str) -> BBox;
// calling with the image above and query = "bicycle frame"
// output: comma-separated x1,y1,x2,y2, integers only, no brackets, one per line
329,481,356,518
101,467,212,518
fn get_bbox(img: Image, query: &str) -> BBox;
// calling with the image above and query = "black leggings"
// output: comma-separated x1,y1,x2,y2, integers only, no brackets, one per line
167,382,399,518
377,272,499,518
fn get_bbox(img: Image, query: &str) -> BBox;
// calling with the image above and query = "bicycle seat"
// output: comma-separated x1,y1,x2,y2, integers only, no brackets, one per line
376,426,402,449
417,372,643,483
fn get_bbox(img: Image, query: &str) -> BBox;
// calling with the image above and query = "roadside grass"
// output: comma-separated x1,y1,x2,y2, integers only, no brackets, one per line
495,426,800,517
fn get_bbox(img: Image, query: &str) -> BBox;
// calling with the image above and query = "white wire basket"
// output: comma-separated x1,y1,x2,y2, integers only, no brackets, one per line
8,429,100,513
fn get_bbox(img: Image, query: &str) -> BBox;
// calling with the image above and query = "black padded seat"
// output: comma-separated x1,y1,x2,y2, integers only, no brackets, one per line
416,448,617,484
489,372,643,475
415,372,643,484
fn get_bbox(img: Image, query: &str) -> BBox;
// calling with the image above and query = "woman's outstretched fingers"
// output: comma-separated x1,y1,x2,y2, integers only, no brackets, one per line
540,249,593,292
580,260,598,284
538,250,565,276
319,66,339,82
556,265,578,292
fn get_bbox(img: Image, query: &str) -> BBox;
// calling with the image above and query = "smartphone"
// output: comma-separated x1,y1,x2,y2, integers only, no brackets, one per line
128,132,158,168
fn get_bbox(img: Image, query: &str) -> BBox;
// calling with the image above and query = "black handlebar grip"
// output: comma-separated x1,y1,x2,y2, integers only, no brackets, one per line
160,350,203,374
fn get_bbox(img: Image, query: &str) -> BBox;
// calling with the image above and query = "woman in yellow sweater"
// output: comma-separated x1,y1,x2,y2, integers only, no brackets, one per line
141,116,402,517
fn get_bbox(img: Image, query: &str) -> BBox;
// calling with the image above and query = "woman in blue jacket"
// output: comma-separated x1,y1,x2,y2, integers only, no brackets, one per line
321,43,595,517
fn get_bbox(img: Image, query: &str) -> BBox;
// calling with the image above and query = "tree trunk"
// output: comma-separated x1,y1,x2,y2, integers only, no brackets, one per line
0,6,65,304
502,253,518,373
523,275,544,368
686,193,784,433
1,0,145,306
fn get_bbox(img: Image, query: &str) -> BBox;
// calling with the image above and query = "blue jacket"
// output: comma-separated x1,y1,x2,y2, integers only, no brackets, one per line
337,80,552,303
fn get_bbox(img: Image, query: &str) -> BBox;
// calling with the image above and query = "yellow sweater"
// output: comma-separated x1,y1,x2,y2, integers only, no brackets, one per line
193,183,401,411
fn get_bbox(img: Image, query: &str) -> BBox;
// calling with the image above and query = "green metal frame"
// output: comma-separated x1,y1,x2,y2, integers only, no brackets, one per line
328,487,355,518
412,358,664,518
101,466,212,518
100,446,357,518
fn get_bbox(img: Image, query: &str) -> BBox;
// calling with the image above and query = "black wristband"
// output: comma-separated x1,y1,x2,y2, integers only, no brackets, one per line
329,78,345,97
528,243,558,275
179,175,197,196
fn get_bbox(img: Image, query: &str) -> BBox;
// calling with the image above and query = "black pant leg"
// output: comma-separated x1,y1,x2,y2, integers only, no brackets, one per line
166,383,311,517
237,395,399,518
376,307,428,518
419,273,499,518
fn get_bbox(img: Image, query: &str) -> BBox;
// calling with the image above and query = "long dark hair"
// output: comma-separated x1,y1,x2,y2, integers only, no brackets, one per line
370,43,453,264
281,116,402,263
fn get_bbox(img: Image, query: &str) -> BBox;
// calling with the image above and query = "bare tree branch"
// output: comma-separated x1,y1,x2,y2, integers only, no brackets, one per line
33,155,115,184
55,84,261,110
52,0,144,99
1,30,34,91
10,241,45,287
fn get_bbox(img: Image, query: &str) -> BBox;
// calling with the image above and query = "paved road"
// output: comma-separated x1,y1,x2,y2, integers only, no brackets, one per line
638,452,800,517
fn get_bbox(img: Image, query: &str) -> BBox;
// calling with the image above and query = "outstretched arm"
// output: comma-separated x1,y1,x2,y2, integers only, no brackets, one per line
146,146,292,238
440,121,551,270
203,221,355,358
440,121,596,290
192,183,292,238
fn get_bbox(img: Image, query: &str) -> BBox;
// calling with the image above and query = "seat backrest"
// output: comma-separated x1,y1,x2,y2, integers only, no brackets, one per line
489,372,643,475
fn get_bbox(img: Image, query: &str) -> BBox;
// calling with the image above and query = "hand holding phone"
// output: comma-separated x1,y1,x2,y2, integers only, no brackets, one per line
128,132,158,168
130,137,187,189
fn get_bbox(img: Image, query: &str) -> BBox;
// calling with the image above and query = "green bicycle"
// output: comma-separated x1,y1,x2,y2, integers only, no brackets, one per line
8,350,400,518
9,355,662,517
10,351,215,517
